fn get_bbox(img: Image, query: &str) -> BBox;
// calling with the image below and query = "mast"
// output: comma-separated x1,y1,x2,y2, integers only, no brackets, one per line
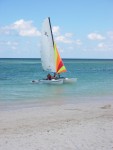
41,17,67,73
48,17,54,48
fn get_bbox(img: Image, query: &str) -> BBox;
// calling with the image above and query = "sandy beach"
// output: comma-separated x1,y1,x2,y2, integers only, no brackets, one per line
0,99,113,150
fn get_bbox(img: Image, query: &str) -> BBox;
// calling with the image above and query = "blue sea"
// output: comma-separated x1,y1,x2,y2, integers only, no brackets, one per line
0,58,113,109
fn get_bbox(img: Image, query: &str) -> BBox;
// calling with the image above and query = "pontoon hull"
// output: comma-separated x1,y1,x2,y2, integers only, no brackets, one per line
32,78,77,84
32,79,63,84
63,78,77,83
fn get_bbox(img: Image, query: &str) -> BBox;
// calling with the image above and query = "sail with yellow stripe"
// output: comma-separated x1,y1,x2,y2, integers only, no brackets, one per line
41,17,66,74
54,43,66,74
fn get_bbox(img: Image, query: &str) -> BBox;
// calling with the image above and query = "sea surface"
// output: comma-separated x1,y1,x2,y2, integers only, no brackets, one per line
0,58,113,109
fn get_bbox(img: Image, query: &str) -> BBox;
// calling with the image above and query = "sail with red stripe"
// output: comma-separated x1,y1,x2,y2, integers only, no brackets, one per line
54,43,66,73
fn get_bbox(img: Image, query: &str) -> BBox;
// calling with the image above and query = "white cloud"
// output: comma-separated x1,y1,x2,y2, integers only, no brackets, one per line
0,19,41,37
88,33,105,40
98,43,105,48
97,41,113,52
55,35,73,44
55,33,82,46
94,31,113,52
52,26,60,35
52,26,75,44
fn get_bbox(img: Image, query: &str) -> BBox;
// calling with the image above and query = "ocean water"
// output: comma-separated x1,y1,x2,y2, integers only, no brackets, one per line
0,58,113,108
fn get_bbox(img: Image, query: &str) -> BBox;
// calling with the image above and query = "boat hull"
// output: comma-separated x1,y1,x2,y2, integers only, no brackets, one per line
63,78,77,83
32,78,77,84
32,79,63,84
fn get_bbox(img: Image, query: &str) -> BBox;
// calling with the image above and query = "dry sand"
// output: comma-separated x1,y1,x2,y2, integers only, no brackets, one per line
0,100,113,150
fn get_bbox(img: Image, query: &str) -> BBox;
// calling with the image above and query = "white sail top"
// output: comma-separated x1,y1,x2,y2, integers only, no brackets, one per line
41,18,56,72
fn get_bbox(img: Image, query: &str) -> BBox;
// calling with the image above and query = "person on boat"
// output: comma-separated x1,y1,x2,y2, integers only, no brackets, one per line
58,73,60,78
52,73,61,79
51,73,56,79
46,73,52,80
52,73,60,79
53,73,56,78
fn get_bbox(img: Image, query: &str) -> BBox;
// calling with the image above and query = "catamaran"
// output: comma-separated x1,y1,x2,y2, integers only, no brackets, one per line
32,17,77,84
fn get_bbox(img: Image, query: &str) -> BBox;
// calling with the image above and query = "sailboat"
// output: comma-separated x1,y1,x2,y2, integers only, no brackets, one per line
33,17,77,84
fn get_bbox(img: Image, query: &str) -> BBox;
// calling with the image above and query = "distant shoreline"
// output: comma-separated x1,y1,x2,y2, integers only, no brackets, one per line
0,58,113,60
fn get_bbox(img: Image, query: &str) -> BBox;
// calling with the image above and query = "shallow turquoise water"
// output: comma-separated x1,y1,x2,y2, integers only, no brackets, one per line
0,58,113,107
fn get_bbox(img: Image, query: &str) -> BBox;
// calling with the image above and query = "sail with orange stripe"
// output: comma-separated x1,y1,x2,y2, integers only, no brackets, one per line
41,17,66,74
54,43,66,74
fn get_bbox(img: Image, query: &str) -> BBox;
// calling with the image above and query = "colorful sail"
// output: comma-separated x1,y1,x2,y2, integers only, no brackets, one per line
41,17,66,74
54,43,66,73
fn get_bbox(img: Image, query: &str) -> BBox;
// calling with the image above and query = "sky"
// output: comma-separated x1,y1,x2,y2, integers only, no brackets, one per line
0,0,113,58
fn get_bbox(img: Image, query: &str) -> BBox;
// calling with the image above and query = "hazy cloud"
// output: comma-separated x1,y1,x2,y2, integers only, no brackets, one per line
75,39,82,45
0,41,18,46
107,31,113,40
65,33,73,38
55,35,73,44
0,40,19,50
98,43,105,48
88,33,105,40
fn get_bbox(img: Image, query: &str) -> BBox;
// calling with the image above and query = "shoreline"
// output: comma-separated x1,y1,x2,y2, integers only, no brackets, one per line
0,98,113,150
0,95,113,111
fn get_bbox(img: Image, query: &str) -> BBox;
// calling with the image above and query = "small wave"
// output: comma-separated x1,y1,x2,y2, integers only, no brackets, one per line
0,77,9,80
